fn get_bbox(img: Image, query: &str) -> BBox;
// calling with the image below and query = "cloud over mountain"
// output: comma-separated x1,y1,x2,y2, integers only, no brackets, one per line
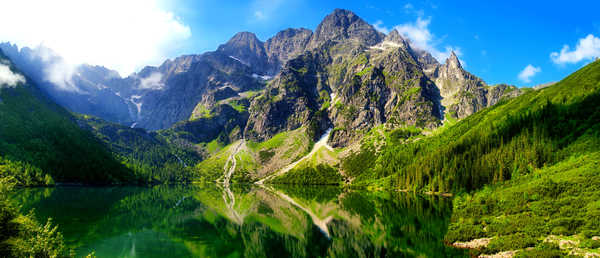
0,0,191,77
0,63,25,88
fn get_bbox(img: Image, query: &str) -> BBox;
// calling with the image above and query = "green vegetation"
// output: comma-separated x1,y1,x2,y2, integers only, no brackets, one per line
0,177,67,257
338,59,600,254
79,115,201,184
205,138,225,154
190,104,213,120
405,86,421,96
355,66,373,77
195,128,313,183
344,60,600,194
446,152,600,255
0,54,132,185
0,157,54,186
227,99,247,113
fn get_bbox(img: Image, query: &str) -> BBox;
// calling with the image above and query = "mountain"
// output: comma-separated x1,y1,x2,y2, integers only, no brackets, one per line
2,9,518,137
243,9,520,148
426,51,521,119
0,28,312,131
0,43,137,125
132,9,525,184
307,9,385,49
0,50,132,184
343,58,600,190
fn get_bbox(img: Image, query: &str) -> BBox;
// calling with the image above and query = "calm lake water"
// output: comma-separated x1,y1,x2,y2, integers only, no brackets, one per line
12,184,466,257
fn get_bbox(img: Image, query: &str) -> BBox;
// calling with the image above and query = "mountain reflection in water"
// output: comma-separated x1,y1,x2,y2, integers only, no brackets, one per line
12,184,466,257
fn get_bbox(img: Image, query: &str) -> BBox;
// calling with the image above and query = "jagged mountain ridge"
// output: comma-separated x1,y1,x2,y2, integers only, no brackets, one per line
241,9,522,147
1,9,521,148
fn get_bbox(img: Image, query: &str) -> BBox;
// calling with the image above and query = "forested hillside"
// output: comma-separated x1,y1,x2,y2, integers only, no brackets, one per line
77,115,202,184
0,51,132,185
343,59,600,193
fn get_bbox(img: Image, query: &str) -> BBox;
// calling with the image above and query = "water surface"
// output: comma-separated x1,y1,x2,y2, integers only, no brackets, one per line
12,184,465,257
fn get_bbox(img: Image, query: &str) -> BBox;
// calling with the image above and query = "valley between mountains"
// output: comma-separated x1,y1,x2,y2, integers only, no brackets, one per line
1,8,599,257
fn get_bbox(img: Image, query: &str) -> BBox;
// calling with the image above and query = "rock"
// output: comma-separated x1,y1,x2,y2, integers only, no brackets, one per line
216,31,272,74
265,28,313,74
425,51,522,120
453,238,492,249
307,9,384,49
559,239,579,249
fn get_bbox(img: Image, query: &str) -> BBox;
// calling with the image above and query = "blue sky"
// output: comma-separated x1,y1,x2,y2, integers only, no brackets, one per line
2,0,600,86
163,0,600,87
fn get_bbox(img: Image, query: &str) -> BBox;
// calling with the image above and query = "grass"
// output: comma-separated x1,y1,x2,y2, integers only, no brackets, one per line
205,138,225,154
195,144,234,181
269,143,343,185
227,100,247,113
190,104,213,120
196,127,313,183
355,66,373,77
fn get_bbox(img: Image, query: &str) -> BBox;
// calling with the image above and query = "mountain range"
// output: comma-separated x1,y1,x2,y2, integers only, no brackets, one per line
0,9,519,142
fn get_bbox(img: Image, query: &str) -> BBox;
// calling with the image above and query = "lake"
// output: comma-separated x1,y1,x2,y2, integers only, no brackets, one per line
12,184,466,257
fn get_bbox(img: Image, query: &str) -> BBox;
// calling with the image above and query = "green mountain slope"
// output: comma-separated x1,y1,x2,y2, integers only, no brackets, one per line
343,59,600,193
0,51,132,185
336,58,600,256
77,115,202,183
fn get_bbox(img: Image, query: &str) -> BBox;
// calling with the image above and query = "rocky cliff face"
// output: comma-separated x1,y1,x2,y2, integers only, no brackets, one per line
426,51,521,119
265,28,313,71
244,10,443,146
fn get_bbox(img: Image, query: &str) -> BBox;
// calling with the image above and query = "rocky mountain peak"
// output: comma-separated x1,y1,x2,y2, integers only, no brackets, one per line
308,9,384,49
216,31,270,74
382,29,411,50
222,32,263,47
264,28,313,70
385,29,404,43
445,51,462,70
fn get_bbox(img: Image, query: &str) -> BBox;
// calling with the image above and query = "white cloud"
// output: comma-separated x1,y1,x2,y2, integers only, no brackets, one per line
139,72,164,89
0,64,25,88
518,64,541,83
551,34,600,64
392,17,462,62
33,46,80,92
0,0,191,77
